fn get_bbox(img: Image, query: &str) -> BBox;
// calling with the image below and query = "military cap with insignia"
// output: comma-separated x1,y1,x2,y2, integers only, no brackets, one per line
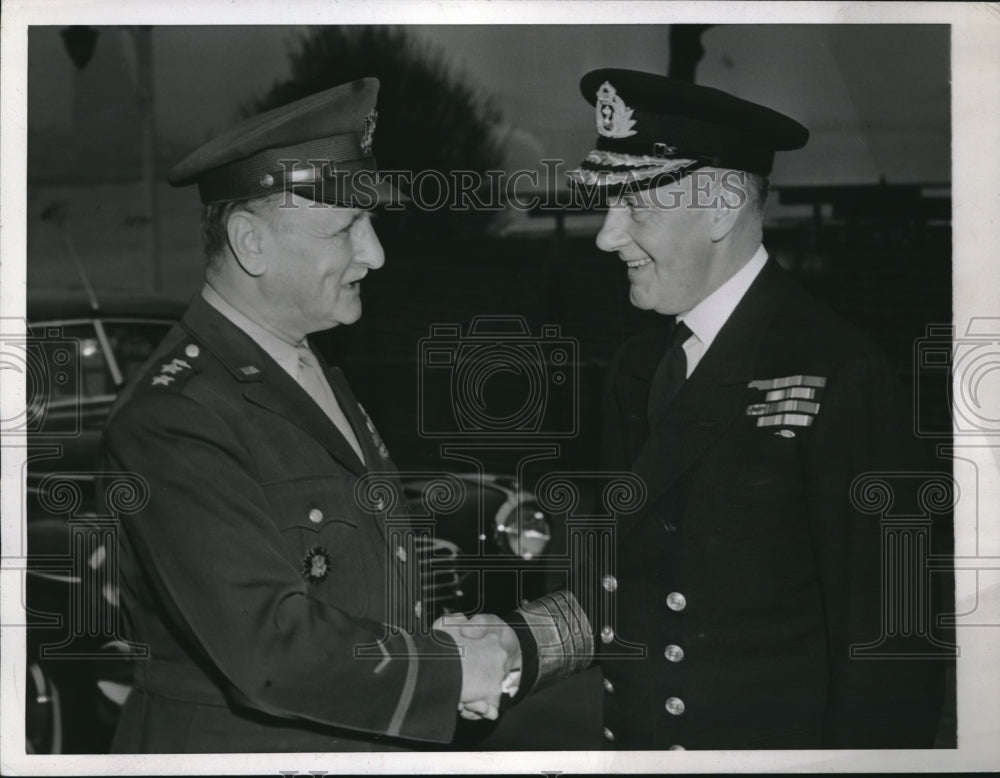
168,77,400,207
568,68,809,191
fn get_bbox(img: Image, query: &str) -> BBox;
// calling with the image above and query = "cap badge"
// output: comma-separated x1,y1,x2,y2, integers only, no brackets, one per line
361,107,378,155
596,81,637,139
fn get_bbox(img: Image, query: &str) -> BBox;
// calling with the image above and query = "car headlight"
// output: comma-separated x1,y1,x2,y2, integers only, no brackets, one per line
494,495,550,560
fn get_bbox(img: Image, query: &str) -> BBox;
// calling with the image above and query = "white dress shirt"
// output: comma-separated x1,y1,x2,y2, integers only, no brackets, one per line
201,283,365,463
676,244,769,378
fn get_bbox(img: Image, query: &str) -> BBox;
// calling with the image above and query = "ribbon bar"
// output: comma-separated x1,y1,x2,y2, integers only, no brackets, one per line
748,374,827,391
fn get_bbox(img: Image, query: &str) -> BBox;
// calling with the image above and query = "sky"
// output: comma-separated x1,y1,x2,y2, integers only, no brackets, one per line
27,23,950,186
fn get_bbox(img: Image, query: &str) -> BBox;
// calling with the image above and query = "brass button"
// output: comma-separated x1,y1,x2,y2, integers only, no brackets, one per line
665,696,685,716
414,601,422,618
396,546,407,563
666,592,687,612
601,574,618,593
184,344,200,359
308,508,323,524
664,644,684,663
600,625,614,644
669,744,685,751
260,173,275,188
602,727,615,742
374,498,386,511
603,678,615,694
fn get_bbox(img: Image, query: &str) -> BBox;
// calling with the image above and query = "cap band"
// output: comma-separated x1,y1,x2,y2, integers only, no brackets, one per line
567,151,701,188
196,133,372,204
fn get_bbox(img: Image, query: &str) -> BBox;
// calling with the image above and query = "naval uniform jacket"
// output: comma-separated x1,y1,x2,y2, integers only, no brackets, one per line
509,259,944,750
99,296,462,752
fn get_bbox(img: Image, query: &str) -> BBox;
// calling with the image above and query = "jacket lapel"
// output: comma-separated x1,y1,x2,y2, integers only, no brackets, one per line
617,328,669,465
617,261,788,535
243,377,368,477
181,297,367,477
317,358,396,476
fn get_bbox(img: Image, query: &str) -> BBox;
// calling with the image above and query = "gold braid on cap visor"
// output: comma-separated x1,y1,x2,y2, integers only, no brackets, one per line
567,149,701,187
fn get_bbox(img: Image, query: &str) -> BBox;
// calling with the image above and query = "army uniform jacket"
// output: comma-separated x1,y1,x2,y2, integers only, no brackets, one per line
99,297,462,753
510,260,944,750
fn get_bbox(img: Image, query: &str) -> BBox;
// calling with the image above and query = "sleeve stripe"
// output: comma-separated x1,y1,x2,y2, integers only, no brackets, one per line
386,630,418,737
516,590,594,691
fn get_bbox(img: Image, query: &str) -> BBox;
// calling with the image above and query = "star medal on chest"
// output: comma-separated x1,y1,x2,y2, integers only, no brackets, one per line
301,545,331,584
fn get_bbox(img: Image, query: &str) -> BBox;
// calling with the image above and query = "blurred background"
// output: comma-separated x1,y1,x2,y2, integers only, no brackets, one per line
25,24,953,752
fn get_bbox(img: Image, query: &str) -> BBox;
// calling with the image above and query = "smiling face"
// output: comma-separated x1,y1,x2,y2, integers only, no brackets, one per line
595,172,743,316
255,195,385,336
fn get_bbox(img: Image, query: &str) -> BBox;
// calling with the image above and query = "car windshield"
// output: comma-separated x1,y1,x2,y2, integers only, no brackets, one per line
100,320,174,383
27,318,175,406
27,321,111,405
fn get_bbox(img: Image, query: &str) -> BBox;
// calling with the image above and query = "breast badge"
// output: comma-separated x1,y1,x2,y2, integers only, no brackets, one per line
301,546,331,584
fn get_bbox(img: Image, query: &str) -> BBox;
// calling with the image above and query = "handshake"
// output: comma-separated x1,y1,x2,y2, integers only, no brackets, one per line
433,613,522,721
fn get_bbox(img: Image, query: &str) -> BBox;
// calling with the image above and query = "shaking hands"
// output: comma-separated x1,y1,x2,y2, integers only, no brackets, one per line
434,613,521,721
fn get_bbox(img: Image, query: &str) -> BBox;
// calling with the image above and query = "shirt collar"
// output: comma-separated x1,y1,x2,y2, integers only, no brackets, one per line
201,283,303,380
678,244,768,351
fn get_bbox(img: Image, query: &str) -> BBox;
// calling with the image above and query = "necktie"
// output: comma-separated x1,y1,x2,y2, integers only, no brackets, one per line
295,344,366,465
647,318,692,427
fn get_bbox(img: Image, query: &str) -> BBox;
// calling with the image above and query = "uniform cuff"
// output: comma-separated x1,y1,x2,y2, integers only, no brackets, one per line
511,590,594,694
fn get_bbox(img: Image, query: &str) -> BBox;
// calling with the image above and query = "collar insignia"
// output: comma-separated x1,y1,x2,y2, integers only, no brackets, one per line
361,107,378,155
596,81,637,139
359,403,391,460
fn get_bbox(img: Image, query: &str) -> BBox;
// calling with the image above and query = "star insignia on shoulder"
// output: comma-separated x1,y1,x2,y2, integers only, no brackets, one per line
151,374,174,386
301,546,331,583
160,357,191,375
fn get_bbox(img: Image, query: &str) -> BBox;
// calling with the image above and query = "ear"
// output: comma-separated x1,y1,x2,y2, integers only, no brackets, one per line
226,210,267,277
708,179,744,242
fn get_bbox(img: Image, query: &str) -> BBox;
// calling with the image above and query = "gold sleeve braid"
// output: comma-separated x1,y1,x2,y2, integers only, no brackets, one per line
515,590,594,692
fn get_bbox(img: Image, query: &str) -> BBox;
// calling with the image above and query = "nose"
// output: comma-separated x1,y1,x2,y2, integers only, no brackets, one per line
353,213,385,270
595,208,630,254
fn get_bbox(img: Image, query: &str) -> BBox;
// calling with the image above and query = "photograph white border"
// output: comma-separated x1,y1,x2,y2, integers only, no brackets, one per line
3,1,998,774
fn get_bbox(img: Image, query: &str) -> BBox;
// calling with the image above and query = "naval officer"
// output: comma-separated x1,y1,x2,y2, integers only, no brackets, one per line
476,68,946,750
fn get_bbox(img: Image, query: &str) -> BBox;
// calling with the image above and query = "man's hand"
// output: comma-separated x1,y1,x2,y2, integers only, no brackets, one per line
434,613,521,720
